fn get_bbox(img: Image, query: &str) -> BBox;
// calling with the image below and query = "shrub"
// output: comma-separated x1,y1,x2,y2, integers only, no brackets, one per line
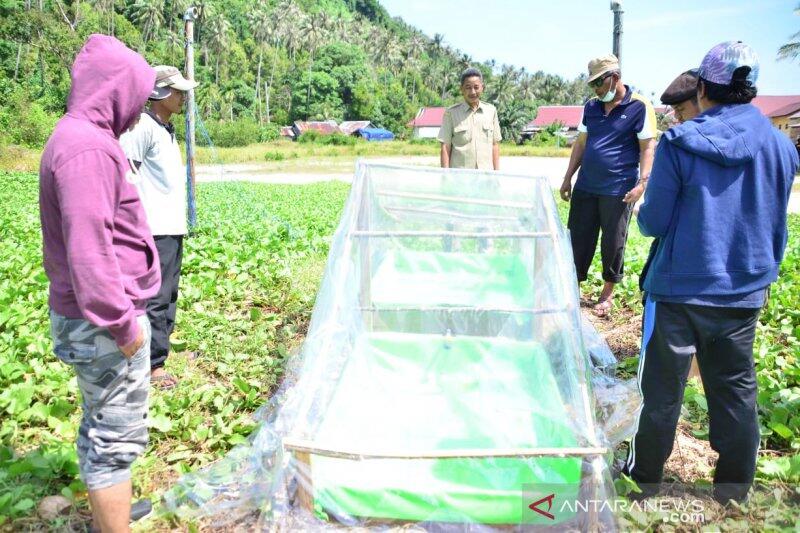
408,137,439,146
0,90,59,148
264,151,285,161
259,123,281,143
296,130,357,145
205,119,261,147
531,130,552,146
319,133,357,146
297,129,322,144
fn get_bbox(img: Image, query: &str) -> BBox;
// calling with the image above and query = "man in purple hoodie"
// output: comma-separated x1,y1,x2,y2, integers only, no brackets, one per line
39,35,160,531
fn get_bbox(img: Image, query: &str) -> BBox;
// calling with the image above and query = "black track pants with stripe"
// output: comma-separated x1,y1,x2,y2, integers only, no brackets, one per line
624,297,760,503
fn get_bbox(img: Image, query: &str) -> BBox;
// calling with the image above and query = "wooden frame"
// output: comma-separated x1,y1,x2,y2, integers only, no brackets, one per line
287,165,609,529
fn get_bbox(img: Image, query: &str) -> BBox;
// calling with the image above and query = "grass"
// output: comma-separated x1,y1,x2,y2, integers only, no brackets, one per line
1,170,798,530
0,172,349,529
195,138,571,165
0,145,40,173
0,140,571,172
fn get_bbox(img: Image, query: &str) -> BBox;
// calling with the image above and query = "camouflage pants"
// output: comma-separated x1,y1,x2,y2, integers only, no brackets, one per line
50,311,151,491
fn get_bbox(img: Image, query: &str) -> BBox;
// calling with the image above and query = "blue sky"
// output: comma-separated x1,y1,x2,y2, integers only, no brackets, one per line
379,0,800,98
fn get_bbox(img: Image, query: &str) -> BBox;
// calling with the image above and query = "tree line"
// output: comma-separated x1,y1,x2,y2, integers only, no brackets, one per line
0,0,595,146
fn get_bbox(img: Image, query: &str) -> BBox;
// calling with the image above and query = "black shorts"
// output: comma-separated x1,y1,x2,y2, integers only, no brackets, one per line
566,188,633,283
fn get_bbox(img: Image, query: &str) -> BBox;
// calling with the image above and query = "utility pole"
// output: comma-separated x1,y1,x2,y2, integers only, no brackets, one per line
184,6,199,229
611,1,623,64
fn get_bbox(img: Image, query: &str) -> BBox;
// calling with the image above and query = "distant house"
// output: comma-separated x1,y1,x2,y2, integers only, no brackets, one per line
789,111,800,143
279,126,296,140
339,120,374,136
751,95,800,139
522,106,584,135
520,105,583,143
292,120,341,139
523,104,671,140
408,107,445,139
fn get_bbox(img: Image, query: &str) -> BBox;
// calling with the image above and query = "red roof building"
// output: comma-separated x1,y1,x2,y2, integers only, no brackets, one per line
408,107,446,138
789,111,800,142
751,96,800,117
339,120,374,135
751,95,800,139
526,104,669,132
292,120,341,136
527,106,584,130
408,107,446,127
279,126,296,139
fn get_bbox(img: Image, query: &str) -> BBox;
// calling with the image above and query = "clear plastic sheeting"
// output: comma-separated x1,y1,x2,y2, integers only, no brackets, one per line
583,315,640,447
583,316,617,373
163,162,642,530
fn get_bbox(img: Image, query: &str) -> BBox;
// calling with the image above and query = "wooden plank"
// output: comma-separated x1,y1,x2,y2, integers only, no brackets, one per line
293,450,314,513
283,438,607,461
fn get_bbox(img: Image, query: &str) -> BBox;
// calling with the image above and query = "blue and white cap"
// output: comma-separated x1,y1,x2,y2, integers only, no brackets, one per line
698,41,759,86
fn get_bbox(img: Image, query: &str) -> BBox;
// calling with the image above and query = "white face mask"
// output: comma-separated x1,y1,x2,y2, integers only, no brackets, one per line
600,86,616,103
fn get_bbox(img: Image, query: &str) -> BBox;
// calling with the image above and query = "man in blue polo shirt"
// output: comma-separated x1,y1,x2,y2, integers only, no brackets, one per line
560,54,656,316
625,41,798,504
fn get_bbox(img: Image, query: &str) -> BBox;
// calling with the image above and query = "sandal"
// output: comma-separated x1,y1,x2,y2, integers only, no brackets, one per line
593,299,613,317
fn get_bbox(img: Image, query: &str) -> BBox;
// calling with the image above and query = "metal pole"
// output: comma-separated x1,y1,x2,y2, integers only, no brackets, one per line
184,6,199,228
611,1,623,64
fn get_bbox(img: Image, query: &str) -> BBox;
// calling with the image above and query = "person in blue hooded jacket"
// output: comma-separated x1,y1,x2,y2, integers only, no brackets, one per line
624,41,799,504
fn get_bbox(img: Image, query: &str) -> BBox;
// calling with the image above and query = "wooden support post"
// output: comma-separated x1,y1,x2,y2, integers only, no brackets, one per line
293,450,314,514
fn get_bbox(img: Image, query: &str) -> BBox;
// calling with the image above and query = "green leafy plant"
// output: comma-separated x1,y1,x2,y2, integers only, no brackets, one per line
2,170,799,529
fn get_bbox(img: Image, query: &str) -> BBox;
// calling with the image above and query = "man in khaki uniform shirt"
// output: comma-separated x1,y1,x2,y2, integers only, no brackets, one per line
439,68,502,170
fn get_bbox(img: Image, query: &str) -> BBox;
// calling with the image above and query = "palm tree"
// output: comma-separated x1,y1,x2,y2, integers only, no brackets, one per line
330,15,348,42
486,65,517,109
300,12,329,120
166,0,192,53
301,11,327,61
164,29,182,64
365,26,384,62
261,7,293,123
430,33,445,59
379,35,402,76
778,3,800,61
248,6,272,122
128,0,165,44
275,0,305,67
221,83,237,121
497,99,531,143
86,0,116,34
408,33,425,60
205,15,231,84
198,82,222,117
403,33,426,98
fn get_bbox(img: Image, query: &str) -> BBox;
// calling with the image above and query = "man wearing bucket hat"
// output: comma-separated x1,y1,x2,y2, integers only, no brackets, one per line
626,41,798,504
560,54,656,317
121,65,198,390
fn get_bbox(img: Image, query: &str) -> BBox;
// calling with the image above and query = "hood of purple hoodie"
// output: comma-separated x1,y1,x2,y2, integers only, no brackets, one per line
66,34,155,138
